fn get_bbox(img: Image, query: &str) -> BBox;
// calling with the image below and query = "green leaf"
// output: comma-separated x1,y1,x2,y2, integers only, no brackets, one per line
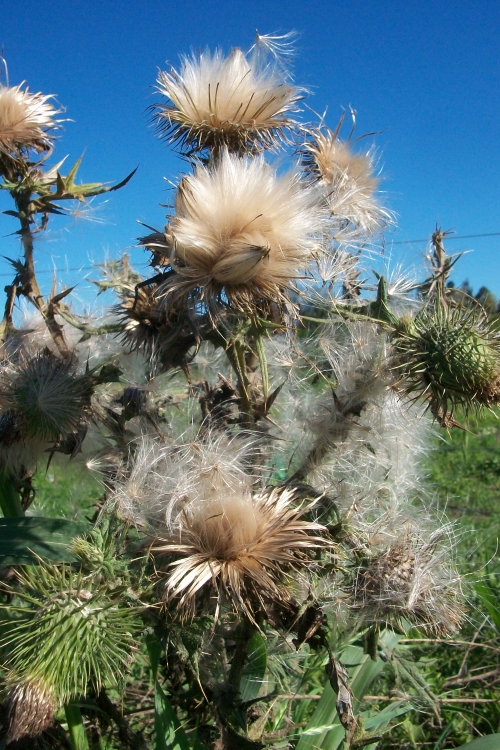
457,735,500,749
147,634,198,750
475,582,500,632
295,631,401,750
154,680,192,750
0,517,90,564
240,631,267,703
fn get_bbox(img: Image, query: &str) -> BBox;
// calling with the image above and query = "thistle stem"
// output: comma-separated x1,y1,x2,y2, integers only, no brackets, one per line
0,470,24,516
65,702,90,750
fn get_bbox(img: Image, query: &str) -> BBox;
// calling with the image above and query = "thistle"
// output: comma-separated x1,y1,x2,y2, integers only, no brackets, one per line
152,40,300,155
150,149,324,315
0,81,61,158
392,303,500,421
151,485,328,619
1,349,93,442
3,556,141,742
349,525,464,635
302,119,392,235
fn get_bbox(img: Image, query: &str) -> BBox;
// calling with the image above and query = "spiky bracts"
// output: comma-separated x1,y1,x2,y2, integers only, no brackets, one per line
2,554,141,742
149,150,324,316
152,43,300,155
151,485,328,619
392,303,500,421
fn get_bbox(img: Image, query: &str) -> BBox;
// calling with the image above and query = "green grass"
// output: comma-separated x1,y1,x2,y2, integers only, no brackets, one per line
29,455,104,521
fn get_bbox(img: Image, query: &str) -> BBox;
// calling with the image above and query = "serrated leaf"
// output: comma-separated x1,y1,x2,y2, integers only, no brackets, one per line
0,517,90,564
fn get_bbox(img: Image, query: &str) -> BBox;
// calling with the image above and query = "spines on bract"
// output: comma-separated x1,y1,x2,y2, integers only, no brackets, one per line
392,302,500,422
3,554,141,742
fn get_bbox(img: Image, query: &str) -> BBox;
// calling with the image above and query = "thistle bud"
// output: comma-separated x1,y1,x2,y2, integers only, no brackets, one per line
392,305,500,420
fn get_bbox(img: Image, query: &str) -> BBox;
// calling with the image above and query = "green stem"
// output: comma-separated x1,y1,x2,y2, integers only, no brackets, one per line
0,471,24,516
65,702,90,750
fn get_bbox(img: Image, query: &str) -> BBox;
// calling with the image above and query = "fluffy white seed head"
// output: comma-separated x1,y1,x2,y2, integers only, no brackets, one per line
0,83,61,156
153,44,300,154
155,150,324,314
302,124,393,236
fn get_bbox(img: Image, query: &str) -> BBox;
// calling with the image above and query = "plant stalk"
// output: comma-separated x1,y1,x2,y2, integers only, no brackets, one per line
65,702,90,750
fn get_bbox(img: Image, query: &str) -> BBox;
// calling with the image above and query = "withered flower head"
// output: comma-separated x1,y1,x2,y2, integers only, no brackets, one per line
2,349,92,441
350,528,464,635
7,678,57,743
153,43,300,155
155,149,324,315
302,120,392,234
152,485,328,619
0,82,62,156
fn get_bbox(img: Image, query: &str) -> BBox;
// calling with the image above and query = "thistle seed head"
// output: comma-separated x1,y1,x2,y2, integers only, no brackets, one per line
152,44,300,155
155,149,324,315
2,350,92,441
350,527,464,635
7,677,57,743
302,122,392,235
0,82,62,157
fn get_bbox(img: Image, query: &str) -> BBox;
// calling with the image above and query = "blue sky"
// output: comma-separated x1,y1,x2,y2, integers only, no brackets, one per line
1,0,499,306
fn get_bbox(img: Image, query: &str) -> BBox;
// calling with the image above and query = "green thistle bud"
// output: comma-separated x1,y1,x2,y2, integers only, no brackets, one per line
3,560,141,741
3,350,93,441
392,304,500,420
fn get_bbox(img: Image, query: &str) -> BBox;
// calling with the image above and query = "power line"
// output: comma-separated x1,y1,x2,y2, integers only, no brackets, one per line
0,231,498,278
391,231,500,245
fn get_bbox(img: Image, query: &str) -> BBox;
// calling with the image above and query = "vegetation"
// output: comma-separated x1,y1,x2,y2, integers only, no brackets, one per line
1,32,500,750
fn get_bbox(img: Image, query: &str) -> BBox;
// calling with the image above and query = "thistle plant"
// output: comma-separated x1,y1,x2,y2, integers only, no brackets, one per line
0,32,496,750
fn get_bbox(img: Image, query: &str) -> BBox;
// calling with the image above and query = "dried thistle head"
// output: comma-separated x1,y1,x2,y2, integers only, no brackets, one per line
302,120,392,235
152,41,300,155
349,526,464,635
0,82,62,157
6,677,57,743
2,349,93,441
151,485,328,619
392,303,500,421
155,150,324,316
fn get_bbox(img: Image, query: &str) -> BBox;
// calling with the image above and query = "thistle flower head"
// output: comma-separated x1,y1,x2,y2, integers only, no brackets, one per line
2,349,92,441
349,524,464,635
151,485,328,618
3,560,140,741
0,82,61,156
7,677,57,743
392,303,500,421
154,150,324,315
302,121,392,235
153,41,300,155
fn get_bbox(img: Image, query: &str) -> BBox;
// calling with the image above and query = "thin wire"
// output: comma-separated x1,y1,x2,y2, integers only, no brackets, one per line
391,231,500,245
0,231,498,277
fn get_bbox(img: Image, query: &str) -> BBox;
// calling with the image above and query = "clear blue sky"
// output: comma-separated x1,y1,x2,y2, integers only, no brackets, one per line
1,0,499,306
